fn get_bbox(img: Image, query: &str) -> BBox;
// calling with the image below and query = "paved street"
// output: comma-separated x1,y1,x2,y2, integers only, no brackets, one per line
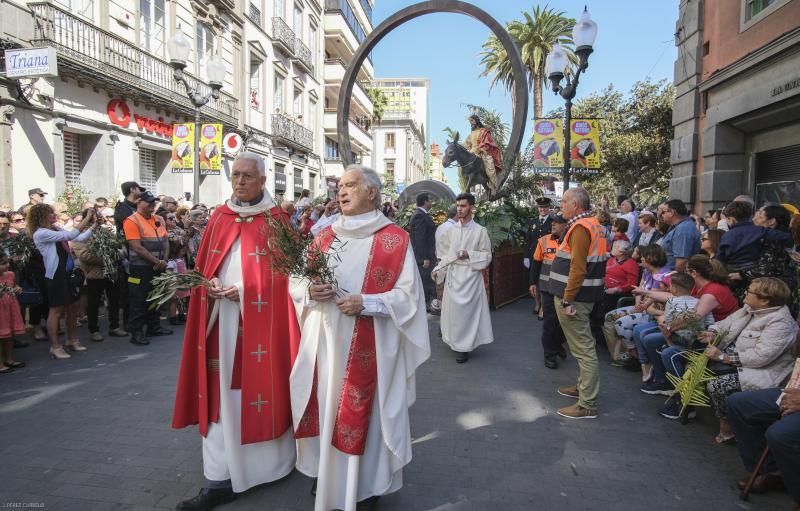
0,300,793,511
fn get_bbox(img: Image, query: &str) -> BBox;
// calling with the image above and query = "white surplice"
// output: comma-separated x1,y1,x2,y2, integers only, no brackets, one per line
434,219,494,352
289,210,430,511
201,193,296,493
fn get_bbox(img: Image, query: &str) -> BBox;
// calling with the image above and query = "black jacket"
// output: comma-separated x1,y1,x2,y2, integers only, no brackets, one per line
114,199,137,233
409,208,436,264
524,215,553,259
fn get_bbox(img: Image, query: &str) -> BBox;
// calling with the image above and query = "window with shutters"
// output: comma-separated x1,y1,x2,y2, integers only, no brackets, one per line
139,148,159,194
63,132,82,187
754,144,800,206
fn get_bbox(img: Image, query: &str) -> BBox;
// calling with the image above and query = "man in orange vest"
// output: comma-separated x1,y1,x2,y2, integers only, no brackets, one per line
548,188,608,419
529,214,568,369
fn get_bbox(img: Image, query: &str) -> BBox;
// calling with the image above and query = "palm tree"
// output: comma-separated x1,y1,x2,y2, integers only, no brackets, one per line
365,87,388,123
479,5,576,120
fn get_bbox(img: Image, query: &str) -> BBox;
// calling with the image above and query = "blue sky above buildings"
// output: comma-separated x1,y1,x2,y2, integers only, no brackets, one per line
371,0,679,188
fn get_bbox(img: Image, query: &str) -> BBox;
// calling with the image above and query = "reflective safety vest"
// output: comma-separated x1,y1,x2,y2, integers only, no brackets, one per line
125,212,168,267
549,216,608,302
533,233,560,295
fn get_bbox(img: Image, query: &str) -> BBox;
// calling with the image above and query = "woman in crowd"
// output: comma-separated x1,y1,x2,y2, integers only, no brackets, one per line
701,229,723,259
28,204,96,359
632,213,661,247
184,208,207,269
602,244,669,365
634,254,739,394
175,206,189,230
71,209,126,342
0,253,25,372
701,277,798,444
729,204,794,306
602,240,640,314
166,212,188,325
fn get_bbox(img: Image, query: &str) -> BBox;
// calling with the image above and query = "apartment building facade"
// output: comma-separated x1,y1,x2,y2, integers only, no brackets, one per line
671,0,800,210
0,0,325,206
370,77,429,194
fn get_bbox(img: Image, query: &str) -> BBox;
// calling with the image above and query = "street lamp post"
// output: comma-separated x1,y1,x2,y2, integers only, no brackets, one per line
167,30,227,204
545,6,598,192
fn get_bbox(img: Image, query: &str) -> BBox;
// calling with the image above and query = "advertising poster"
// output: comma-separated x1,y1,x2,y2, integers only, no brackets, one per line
532,118,564,174
171,123,194,174
569,119,601,174
200,123,223,176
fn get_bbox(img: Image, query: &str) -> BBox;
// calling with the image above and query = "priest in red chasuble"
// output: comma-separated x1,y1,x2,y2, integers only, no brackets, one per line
290,165,431,511
172,152,299,510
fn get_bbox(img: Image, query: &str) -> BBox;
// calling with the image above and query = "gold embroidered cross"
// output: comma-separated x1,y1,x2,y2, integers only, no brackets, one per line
250,344,268,362
251,294,268,312
247,245,267,264
250,393,269,413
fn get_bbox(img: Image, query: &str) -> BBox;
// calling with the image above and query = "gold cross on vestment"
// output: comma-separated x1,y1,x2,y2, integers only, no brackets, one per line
210,247,222,255
251,294,268,312
251,344,268,362
250,393,269,413
247,245,266,264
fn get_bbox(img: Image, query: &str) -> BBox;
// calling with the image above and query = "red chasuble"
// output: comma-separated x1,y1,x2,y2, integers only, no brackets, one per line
295,224,409,455
172,204,301,445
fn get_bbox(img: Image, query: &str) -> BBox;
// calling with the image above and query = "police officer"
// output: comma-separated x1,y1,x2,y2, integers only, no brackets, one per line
529,214,568,369
524,197,554,313
122,191,171,345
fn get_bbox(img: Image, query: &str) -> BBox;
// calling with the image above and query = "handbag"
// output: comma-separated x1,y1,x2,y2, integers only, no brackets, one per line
67,268,85,299
18,279,43,306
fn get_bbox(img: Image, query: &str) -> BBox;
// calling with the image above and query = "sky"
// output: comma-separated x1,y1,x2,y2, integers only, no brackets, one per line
370,0,679,188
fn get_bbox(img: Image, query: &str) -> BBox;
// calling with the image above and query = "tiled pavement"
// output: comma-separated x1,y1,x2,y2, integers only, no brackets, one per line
0,300,793,511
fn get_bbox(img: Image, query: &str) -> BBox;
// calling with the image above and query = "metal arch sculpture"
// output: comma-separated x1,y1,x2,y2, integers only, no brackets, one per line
336,0,528,200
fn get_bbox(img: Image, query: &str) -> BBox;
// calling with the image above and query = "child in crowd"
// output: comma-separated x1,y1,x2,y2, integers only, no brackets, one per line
0,254,25,373
166,234,188,325
661,272,715,349
612,217,630,243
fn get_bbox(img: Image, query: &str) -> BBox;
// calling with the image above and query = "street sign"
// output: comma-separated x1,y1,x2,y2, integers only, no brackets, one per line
223,132,243,155
4,47,58,78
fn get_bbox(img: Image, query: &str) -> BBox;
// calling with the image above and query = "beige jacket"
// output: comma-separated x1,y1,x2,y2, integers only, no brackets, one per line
710,304,798,391
72,240,105,280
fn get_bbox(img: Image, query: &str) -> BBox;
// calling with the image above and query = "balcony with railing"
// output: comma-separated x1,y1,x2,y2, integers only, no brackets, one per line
29,2,239,126
271,17,295,56
247,2,263,28
293,38,314,75
324,0,372,64
271,114,313,152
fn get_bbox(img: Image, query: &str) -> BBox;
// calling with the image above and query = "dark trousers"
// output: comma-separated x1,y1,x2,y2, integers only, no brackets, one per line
119,267,130,329
417,262,435,306
127,266,162,334
541,292,566,356
87,278,120,333
727,388,800,504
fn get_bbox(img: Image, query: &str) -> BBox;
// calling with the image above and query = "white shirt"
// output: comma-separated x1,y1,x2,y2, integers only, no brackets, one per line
33,226,94,279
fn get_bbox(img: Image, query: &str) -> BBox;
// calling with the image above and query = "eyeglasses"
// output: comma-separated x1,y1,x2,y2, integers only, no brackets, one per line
746,289,768,299
701,237,708,241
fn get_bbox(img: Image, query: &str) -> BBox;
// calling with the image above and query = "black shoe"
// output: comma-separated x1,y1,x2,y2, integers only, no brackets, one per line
557,346,567,359
146,327,173,336
544,355,558,369
176,487,236,510
130,332,150,346
455,351,469,363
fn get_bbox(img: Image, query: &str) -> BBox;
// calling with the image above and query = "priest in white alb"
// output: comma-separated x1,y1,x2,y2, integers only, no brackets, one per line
433,192,494,363
289,165,430,511
172,152,298,510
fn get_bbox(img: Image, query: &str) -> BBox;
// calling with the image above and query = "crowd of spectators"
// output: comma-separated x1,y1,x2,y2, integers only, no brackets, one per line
584,194,800,505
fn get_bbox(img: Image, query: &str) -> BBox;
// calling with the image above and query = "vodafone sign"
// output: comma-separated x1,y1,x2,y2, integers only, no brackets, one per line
223,132,243,155
107,99,173,138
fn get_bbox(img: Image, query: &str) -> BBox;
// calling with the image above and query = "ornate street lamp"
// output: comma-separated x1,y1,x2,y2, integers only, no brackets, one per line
545,6,598,191
168,29,226,204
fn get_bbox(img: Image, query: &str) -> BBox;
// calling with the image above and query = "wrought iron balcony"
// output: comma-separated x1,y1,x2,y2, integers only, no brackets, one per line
247,2,263,27
271,114,313,152
293,38,314,75
271,17,295,56
29,2,239,126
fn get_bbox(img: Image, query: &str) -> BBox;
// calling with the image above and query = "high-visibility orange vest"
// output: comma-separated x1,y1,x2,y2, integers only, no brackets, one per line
549,216,608,302
533,233,560,294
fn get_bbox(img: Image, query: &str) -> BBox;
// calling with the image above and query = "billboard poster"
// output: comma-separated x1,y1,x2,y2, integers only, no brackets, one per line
532,118,564,174
569,119,601,174
171,123,194,174
200,124,223,176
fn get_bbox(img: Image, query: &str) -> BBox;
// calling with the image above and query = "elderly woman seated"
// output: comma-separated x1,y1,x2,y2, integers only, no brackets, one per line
700,277,798,445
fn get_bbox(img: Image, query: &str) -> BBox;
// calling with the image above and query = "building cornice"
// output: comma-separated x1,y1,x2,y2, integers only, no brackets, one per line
700,26,800,92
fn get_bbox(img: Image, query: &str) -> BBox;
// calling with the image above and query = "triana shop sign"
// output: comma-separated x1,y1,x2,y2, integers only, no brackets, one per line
4,47,58,78
106,99,173,138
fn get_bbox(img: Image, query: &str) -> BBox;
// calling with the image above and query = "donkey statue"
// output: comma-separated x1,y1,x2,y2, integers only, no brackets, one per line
441,137,492,198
